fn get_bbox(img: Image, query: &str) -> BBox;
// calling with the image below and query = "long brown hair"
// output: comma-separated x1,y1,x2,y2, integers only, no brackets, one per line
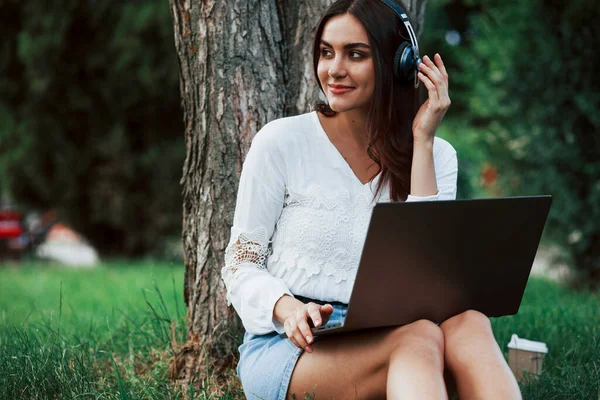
312,0,420,201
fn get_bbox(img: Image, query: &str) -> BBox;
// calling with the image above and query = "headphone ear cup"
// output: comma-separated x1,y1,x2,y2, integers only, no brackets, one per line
393,42,408,80
393,42,417,81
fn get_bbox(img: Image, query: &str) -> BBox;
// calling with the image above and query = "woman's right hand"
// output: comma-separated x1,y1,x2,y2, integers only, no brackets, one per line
274,295,334,353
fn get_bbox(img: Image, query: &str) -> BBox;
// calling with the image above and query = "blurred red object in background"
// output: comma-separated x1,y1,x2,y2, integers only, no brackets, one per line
0,209,26,260
0,211,24,239
481,163,499,188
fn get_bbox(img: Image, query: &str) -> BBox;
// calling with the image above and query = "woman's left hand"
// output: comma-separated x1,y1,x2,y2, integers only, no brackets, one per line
412,53,451,143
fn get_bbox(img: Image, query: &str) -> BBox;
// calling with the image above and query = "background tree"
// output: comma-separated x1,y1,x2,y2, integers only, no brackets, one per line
168,0,427,383
0,0,184,256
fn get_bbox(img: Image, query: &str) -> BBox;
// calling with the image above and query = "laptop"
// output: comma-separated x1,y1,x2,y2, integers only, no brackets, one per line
281,195,552,338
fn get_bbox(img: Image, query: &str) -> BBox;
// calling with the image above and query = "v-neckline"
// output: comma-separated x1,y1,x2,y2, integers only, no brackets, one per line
312,111,380,188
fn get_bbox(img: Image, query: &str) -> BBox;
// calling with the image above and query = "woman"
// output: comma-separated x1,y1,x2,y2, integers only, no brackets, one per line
221,0,522,398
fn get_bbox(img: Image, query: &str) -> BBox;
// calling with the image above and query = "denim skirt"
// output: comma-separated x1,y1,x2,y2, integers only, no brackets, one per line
237,304,348,400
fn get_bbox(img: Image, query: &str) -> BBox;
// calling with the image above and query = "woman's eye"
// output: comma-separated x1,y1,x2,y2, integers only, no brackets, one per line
319,48,365,59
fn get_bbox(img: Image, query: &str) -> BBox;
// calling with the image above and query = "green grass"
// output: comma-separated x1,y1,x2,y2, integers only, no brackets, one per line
0,262,598,399
490,279,600,399
0,261,243,399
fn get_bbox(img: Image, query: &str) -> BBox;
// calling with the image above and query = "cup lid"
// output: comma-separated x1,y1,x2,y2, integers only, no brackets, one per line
507,334,548,353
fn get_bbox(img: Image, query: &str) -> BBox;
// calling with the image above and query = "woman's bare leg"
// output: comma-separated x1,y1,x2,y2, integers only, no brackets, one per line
386,320,448,399
287,319,447,400
440,310,522,400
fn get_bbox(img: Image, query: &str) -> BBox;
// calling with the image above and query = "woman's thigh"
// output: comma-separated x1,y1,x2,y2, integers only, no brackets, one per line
287,319,443,400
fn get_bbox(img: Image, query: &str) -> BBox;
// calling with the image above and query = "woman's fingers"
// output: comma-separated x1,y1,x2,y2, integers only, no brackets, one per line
308,304,323,328
419,54,452,109
417,71,439,102
288,317,309,350
296,309,315,350
284,303,338,353
283,305,317,352
294,329,311,352
434,53,449,81
420,55,449,92
320,304,334,325
428,54,450,108
284,318,299,347
421,55,443,82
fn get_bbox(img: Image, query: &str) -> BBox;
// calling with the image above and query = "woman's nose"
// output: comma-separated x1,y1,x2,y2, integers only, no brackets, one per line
328,56,347,79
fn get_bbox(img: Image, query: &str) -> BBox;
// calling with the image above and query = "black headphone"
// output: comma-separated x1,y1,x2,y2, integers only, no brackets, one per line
378,0,422,88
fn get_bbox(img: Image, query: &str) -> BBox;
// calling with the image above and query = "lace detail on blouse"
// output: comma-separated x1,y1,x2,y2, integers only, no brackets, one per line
270,184,374,284
223,227,272,284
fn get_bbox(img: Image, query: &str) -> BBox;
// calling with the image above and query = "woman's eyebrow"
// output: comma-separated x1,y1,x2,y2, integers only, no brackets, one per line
320,40,370,50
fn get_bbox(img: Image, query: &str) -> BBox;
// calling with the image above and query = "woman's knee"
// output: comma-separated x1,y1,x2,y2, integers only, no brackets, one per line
441,309,492,339
388,319,445,359
440,310,496,364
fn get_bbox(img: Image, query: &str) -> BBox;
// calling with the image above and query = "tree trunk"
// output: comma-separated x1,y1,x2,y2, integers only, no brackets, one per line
168,0,426,384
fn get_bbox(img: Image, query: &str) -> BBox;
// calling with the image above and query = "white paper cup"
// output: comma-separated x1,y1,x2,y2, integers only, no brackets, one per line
507,334,548,382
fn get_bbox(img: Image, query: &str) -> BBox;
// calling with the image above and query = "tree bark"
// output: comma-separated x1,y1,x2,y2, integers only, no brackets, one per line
168,0,426,384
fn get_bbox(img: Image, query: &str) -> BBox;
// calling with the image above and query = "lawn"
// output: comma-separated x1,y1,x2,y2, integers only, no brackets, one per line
0,261,243,399
0,262,598,399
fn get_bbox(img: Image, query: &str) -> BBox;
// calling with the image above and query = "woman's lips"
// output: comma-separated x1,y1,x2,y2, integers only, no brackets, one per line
329,86,355,95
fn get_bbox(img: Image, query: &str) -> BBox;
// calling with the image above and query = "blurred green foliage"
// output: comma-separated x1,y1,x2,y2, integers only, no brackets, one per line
421,0,489,200
1,0,599,286
423,0,600,288
0,0,184,256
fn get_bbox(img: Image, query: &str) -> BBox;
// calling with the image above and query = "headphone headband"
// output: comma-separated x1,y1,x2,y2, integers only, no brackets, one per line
378,0,420,57
378,0,421,87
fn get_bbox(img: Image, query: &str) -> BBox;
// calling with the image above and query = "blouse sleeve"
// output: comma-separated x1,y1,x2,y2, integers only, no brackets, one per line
406,137,458,202
221,123,294,335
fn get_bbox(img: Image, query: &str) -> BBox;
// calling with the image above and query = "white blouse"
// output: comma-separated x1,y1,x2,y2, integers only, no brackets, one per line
221,111,458,335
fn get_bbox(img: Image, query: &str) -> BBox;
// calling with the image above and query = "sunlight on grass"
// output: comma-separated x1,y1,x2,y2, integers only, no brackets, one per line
0,261,184,336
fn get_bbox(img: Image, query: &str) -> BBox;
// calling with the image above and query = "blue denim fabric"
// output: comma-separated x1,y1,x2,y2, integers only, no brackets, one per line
237,304,348,400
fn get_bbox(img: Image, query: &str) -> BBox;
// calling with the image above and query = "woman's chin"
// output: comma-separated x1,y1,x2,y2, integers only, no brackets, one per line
328,101,352,113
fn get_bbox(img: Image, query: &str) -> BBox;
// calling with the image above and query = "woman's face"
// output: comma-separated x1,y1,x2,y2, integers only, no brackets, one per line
317,13,375,114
